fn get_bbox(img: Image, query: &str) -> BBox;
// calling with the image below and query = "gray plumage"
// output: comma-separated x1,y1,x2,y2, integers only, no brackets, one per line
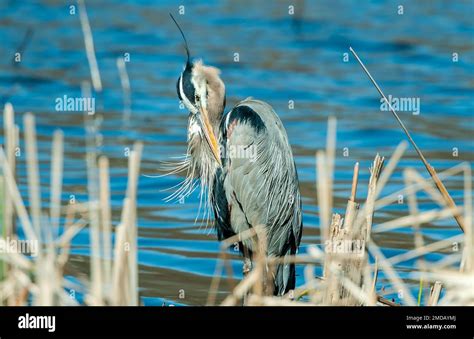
215,99,303,295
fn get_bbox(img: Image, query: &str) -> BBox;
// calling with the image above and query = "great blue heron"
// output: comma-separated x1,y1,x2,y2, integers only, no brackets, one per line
169,14,302,296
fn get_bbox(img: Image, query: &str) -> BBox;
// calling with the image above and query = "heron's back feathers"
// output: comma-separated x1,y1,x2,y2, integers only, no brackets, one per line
212,98,303,295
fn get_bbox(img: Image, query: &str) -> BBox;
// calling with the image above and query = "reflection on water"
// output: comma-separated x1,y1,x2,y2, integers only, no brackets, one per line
0,0,472,305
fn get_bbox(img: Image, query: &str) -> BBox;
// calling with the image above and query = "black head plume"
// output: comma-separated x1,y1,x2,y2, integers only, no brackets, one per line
169,13,191,66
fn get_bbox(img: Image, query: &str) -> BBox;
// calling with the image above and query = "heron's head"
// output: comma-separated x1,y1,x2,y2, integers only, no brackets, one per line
176,60,225,166
171,14,225,168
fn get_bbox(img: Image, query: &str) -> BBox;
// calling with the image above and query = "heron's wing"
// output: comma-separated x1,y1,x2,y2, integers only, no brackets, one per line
211,167,235,241
219,99,302,255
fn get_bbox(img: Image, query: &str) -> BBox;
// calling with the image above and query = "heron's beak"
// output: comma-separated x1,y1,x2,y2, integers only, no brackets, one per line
198,103,222,166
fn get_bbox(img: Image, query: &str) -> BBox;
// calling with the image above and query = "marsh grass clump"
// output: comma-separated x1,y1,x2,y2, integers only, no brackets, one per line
0,103,143,306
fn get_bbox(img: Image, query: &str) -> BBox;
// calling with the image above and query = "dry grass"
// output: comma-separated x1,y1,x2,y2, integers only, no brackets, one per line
0,103,143,305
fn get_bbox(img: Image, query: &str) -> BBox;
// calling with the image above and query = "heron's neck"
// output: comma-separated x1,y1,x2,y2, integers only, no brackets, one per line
209,107,224,139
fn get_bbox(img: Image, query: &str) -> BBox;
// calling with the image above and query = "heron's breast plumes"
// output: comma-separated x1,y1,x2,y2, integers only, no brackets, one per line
187,114,202,140
182,113,220,226
188,119,216,174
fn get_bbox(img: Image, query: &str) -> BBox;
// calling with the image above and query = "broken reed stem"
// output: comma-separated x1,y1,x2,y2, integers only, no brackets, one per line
124,142,143,306
371,256,378,297
111,142,143,306
462,164,472,272
316,150,330,243
0,175,5,284
343,162,360,231
0,148,37,242
24,113,42,241
50,130,64,239
326,157,380,306
364,155,384,241
84,107,102,305
404,168,427,285
323,213,343,301
349,47,465,232
99,156,112,292
374,141,407,200
85,186,102,306
1,103,16,287
324,153,387,306
3,103,15,240
326,116,336,219
428,281,442,306
44,131,64,305
112,201,129,305
116,57,131,120
324,157,382,306
377,295,400,306
77,0,102,92
350,162,359,202
111,148,143,309
324,252,375,306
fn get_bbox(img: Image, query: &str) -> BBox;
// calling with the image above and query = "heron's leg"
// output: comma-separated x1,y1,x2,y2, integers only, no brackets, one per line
243,256,252,276
241,246,253,306
242,245,253,276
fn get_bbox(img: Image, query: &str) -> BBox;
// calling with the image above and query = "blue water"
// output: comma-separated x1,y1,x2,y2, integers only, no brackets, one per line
0,0,472,305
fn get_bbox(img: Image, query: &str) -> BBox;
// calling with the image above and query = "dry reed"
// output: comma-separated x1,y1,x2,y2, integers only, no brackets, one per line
0,104,143,306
